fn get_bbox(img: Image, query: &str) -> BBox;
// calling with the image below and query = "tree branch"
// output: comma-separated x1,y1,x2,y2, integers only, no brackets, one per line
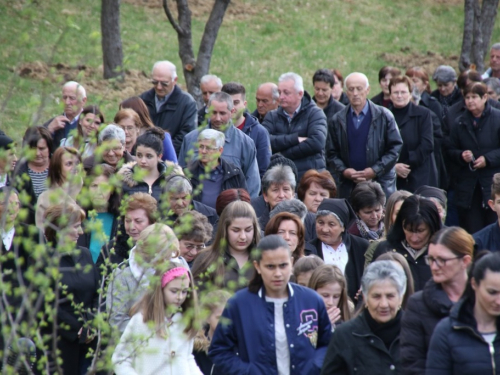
196,0,231,74
162,0,183,34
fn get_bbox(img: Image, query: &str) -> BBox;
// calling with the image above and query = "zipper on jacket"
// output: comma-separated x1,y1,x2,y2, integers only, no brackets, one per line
454,325,496,375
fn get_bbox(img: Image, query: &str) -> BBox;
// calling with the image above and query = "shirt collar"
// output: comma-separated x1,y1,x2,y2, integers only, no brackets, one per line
350,101,369,117
1,226,15,251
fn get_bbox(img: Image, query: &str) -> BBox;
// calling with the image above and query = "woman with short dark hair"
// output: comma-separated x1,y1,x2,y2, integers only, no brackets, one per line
448,81,500,233
118,127,181,204
371,66,401,108
389,75,438,192
372,195,442,291
15,126,55,224
348,181,386,240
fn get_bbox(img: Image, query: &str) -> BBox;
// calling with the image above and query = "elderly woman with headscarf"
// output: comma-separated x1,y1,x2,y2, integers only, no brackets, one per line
307,198,369,300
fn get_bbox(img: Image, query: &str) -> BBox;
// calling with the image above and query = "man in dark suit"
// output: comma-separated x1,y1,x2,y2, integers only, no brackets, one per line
139,60,197,155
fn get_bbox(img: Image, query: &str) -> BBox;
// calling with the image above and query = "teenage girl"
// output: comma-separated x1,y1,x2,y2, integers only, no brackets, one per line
308,264,353,330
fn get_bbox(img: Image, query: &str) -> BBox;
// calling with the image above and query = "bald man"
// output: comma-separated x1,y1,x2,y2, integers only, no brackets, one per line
326,72,402,198
252,82,279,123
44,81,87,146
139,60,197,155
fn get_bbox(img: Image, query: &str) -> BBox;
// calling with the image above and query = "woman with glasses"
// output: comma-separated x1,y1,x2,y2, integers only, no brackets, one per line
372,195,442,291
426,251,500,375
400,227,473,374
174,210,213,268
83,124,135,173
119,97,178,163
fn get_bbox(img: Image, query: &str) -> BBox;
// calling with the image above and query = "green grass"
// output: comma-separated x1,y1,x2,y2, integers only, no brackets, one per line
0,0,498,142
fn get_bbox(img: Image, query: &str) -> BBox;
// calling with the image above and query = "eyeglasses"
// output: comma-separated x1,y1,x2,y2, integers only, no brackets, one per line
198,145,219,151
151,80,170,88
184,243,206,251
424,255,463,267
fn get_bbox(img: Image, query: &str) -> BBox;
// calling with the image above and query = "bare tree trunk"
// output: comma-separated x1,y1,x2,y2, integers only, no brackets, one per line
101,0,124,80
480,0,500,67
163,0,230,107
459,0,500,73
471,0,484,71
459,0,475,71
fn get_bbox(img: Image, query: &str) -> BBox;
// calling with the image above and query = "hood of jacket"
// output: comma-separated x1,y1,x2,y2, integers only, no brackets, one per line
241,111,260,131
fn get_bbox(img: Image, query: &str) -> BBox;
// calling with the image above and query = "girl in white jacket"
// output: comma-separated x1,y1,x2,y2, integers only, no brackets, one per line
112,262,202,375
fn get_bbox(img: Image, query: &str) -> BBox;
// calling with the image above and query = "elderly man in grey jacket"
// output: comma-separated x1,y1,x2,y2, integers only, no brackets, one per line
178,92,261,198
326,72,403,199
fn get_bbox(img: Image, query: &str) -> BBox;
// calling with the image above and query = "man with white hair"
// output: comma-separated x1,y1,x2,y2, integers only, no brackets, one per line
45,81,87,146
179,91,261,198
139,60,197,155
326,72,403,199
482,43,500,79
252,82,279,123
187,128,247,209
198,74,222,125
262,72,327,180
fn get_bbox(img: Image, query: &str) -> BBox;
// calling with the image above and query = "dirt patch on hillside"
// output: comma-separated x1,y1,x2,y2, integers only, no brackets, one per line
379,49,460,74
14,61,153,103
122,0,262,20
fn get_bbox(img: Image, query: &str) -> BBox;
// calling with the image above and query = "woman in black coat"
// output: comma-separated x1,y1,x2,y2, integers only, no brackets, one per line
371,66,401,108
426,251,500,375
38,202,99,375
390,76,438,192
447,82,500,234
306,198,369,300
321,261,407,375
400,227,473,375
372,195,442,291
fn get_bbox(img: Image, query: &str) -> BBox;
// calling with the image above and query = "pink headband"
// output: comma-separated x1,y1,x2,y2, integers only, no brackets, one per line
161,267,190,288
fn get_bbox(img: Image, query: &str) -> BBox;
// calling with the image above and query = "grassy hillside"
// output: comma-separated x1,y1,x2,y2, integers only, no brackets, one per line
0,0,497,141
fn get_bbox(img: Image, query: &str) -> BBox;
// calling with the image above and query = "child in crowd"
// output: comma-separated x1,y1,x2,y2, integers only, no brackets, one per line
308,264,353,330
292,254,324,286
112,262,202,375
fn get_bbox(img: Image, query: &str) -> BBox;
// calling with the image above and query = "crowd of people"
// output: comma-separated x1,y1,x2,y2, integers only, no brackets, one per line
2,43,500,374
